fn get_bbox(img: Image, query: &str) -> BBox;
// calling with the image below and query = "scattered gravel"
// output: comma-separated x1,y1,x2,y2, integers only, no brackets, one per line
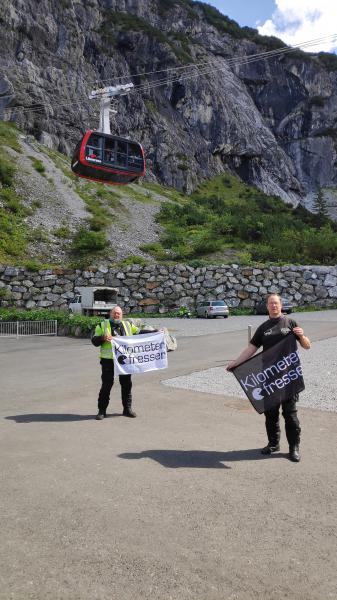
162,313,337,413
17,139,89,228
10,137,165,263
162,338,337,412
106,192,162,261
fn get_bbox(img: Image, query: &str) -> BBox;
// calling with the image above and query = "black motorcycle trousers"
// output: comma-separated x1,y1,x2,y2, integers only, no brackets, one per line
264,395,301,447
97,358,132,414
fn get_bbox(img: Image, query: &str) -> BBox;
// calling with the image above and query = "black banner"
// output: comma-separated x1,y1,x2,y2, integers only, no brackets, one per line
232,334,305,414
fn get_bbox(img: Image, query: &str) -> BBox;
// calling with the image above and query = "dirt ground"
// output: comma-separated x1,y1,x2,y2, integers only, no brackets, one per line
0,316,336,600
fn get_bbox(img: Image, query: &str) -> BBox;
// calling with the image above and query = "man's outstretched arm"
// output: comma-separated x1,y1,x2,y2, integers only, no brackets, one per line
226,343,258,371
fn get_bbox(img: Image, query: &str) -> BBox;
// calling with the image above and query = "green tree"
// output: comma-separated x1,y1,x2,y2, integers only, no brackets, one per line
313,188,329,227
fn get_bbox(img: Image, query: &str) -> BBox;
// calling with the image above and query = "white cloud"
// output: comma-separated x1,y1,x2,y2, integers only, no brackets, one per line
258,0,337,52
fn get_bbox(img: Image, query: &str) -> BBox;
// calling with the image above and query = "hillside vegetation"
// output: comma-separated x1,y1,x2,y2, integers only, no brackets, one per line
1,121,337,268
146,176,337,265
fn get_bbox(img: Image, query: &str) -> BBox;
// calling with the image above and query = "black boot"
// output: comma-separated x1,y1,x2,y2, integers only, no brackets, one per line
261,443,280,455
95,412,106,420
123,405,137,418
121,375,136,417
289,445,300,462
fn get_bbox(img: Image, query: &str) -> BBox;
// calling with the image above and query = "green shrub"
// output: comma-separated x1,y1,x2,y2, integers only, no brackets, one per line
0,121,21,152
89,217,110,231
102,10,168,43
0,187,29,216
24,260,41,272
102,9,193,63
0,153,16,186
230,307,254,316
0,287,11,301
140,242,168,260
55,226,71,239
121,256,148,266
30,227,49,242
222,176,232,187
192,234,222,256
317,52,337,72
71,228,108,255
0,308,102,334
187,258,208,268
0,210,28,261
28,156,46,174
154,173,337,264
303,225,337,263
32,199,42,209
236,251,252,265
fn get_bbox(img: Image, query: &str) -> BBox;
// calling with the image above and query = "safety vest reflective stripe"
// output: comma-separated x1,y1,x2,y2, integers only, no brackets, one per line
123,321,132,336
99,320,131,360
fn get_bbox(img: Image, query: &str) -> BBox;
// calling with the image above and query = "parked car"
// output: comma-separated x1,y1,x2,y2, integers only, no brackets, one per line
196,300,229,318
255,297,294,315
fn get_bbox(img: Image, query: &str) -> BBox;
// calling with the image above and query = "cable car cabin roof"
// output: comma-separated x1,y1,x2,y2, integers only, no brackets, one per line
71,130,146,185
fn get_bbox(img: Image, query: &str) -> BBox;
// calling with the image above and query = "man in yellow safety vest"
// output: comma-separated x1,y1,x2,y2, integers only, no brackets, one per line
91,305,139,420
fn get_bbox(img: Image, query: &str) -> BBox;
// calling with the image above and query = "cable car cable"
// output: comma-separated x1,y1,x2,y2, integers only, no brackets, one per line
5,34,336,116
4,34,337,117
84,33,337,87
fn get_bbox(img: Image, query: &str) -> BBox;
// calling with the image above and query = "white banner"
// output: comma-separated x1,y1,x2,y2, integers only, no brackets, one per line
111,332,168,375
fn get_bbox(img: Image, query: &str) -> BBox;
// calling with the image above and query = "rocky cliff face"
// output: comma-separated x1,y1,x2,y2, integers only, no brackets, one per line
1,0,337,209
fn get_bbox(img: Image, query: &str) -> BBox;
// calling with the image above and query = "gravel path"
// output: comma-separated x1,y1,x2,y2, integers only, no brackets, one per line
106,192,162,261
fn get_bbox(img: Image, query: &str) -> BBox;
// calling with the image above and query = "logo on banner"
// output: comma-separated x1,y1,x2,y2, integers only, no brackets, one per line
252,388,264,401
114,339,166,366
111,332,168,375
239,348,302,399
231,334,305,414
117,354,128,365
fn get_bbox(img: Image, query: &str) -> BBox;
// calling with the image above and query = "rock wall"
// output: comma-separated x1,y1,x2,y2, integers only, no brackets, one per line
1,263,337,312
1,0,337,207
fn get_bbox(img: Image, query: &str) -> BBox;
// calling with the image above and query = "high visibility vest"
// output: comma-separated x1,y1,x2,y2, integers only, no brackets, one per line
95,319,138,360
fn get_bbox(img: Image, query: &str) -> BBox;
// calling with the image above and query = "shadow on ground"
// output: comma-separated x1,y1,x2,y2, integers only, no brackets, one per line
118,449,285,468
5,413,122,423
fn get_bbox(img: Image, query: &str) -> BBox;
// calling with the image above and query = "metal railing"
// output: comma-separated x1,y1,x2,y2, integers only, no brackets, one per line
0,320,58,338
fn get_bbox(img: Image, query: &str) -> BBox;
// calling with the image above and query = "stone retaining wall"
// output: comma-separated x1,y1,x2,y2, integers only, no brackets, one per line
1,264,337,312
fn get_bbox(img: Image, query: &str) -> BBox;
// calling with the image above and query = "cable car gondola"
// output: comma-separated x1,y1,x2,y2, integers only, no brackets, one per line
71,129,146,185
71,83,146,185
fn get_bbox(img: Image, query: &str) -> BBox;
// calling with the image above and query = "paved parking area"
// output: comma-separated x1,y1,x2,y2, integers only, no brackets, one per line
146,309,337,337
0,313,337,600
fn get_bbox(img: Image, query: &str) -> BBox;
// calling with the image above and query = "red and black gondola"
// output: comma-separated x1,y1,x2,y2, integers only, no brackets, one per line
71,130,146,185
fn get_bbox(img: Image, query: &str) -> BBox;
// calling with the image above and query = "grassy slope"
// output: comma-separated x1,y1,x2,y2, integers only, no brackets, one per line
0,124,164,267
1,122,337,267
0,122,31,265
145,174,337,265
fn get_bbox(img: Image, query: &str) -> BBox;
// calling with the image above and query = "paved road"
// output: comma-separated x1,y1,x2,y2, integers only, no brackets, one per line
145,309,337,338
1,313,337,600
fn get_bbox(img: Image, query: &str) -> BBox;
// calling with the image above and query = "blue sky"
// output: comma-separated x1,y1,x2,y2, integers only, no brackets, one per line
207,0,275,28
207,0,337,53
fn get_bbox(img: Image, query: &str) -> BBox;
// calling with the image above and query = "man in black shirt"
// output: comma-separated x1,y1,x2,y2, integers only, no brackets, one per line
227,294,311,462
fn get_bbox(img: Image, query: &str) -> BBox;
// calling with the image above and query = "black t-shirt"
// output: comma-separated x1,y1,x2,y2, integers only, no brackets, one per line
250,315,299,351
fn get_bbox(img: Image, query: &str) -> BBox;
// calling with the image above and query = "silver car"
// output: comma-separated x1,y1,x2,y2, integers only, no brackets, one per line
196,300,229,318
